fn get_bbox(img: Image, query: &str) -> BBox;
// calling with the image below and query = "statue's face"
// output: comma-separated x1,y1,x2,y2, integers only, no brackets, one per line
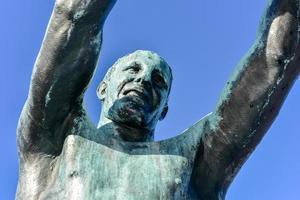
98,51,172,131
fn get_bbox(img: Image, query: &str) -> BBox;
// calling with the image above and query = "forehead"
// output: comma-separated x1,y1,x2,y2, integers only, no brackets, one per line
114,51,172,78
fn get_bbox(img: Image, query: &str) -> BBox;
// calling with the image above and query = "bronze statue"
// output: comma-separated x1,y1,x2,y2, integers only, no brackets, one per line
16,0,300,199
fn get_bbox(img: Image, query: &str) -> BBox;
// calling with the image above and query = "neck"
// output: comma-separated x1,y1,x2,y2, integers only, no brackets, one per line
98,115,154,142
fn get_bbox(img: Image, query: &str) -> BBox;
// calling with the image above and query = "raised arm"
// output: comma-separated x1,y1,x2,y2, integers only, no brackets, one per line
17,0,116,156
192,1,300,199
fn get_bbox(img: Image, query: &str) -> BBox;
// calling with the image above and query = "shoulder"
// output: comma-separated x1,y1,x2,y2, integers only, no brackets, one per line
17,102,93,157
158,113,213,159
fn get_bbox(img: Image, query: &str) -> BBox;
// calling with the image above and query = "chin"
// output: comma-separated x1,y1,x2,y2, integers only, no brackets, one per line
107,99,151,129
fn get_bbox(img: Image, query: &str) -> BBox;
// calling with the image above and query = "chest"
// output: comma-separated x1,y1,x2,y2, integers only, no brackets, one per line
43,135,194,200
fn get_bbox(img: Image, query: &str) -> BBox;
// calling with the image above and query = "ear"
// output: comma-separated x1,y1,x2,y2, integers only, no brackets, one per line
97,81,107,102
159,105,168,121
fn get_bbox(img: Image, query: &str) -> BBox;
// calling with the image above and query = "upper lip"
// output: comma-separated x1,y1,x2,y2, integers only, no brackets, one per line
120,85,153,106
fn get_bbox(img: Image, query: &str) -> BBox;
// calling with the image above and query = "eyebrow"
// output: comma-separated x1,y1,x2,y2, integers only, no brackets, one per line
122,62,142,71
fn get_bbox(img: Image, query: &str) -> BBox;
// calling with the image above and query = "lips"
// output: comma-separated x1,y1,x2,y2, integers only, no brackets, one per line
119,85,153,107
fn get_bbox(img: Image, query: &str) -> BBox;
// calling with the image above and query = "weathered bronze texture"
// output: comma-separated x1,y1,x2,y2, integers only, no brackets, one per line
16,0,300,199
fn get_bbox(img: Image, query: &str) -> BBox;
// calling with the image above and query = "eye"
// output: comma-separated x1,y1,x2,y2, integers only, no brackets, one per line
126,64,141,74
152,72,167,89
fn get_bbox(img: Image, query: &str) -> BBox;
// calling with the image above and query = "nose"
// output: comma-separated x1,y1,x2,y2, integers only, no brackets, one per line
135,71,152,87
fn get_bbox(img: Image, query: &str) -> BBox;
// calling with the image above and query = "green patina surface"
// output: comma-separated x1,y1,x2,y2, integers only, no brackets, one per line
16,1,300,199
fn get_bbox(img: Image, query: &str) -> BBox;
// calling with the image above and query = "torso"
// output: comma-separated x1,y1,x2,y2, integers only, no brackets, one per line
17,116,209,200
40,135,194,200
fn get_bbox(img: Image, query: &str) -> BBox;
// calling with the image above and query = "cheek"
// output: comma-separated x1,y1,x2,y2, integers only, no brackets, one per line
161,90,170,104
107,77,132,98
105,83,120,102
154,89,167,107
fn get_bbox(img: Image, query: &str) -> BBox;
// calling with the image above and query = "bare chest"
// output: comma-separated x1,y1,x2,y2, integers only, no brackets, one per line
41,135,194,200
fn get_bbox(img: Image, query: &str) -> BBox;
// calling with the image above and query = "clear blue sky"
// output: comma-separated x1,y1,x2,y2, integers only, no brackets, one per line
1,0,299,199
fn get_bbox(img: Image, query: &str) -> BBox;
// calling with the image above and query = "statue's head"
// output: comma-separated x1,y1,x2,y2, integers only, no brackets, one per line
97,50,172,139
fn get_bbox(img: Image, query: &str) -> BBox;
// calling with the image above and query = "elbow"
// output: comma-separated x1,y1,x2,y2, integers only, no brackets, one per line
265,11,298,62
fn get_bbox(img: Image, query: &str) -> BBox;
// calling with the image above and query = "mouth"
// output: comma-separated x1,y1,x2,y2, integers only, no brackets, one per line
123,88,147,98
119,86,153,108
